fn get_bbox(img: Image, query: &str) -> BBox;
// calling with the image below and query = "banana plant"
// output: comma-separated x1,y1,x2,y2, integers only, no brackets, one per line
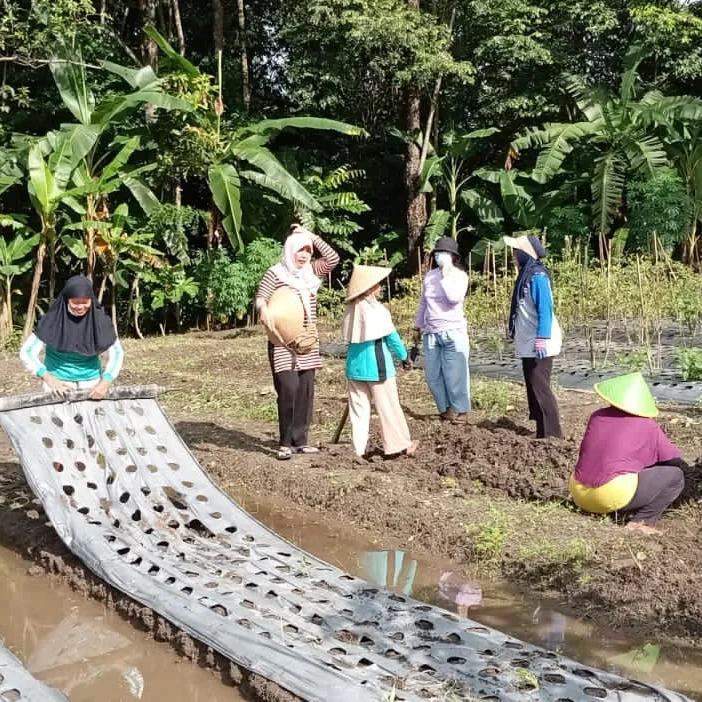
421,128,501,241
144,27,367,252
0,221,39,341
508,46,702,240
63,203,163,327
47,48,192,276
20,47,194,336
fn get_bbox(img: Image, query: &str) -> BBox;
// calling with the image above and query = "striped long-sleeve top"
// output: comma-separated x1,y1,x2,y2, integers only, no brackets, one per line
256,236,339,373
20,334,124,383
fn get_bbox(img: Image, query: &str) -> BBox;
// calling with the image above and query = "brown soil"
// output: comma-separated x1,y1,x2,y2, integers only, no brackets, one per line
3,330,702,683
352,419,580,501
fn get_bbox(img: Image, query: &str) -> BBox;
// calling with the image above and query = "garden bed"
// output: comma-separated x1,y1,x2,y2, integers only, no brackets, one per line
2,330,702,648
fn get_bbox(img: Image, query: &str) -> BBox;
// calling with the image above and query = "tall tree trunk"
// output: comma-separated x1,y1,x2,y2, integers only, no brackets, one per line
405,0,427,272
23,240,47,339
0,280,12,342
140,0,158,69
236,0,251,111
405,84,427,273
171,0,185,54
212,0,224,54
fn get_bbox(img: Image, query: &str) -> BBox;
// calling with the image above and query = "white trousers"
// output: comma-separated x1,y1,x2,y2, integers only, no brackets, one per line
348,376,412,456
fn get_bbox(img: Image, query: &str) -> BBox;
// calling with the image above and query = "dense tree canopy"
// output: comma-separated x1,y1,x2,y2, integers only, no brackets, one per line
1,0,701,338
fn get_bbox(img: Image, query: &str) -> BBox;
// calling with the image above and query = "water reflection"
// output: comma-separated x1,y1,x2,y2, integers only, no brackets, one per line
242,495,702,700
358,550,417,595
0,546,245,701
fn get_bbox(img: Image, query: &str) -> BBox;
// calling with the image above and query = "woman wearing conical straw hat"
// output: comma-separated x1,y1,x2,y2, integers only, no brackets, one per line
503,234,563,439
570,372,685,535
343,264,419,461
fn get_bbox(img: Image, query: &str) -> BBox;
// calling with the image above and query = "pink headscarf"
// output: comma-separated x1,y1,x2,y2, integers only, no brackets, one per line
272,225,321,320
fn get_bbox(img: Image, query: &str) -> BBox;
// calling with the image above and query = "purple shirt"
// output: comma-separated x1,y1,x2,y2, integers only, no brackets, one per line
574,407,680,487
414,268,468,333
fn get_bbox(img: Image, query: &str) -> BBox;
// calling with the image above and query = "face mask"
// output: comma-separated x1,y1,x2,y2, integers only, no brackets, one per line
434,252,452,268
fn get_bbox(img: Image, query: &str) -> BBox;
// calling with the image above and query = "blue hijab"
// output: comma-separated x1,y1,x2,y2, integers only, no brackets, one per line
508,236,550,339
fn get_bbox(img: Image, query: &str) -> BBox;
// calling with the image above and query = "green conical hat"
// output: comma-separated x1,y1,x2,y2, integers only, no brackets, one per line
594,372,658,418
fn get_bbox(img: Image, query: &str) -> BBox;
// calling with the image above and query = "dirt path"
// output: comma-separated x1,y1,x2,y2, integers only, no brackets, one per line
2,330,702,657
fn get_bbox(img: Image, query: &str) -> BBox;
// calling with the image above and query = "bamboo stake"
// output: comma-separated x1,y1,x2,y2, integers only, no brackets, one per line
636,255,654,375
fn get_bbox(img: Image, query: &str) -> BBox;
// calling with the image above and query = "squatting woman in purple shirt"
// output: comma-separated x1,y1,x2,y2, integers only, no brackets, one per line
570,372,685,535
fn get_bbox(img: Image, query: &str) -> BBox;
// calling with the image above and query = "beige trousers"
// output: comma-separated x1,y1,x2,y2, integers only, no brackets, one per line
348,376,412,456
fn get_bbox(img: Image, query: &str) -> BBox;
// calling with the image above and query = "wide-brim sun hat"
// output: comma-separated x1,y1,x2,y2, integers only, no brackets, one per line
503,234,540,260
593,372,658,418
346,264,392,302
432,237,459,257
266,287,305,345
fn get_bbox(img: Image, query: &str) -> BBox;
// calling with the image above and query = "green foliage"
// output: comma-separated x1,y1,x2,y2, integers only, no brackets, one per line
296,165,371,255
316,286,347,321
544,205,590,255
676,348,702,381
509,52,702,235
282,0,473,126
469,509,511,561
145,204,206,264
143,264,199,332
630,5,702,80
627,169,692,252
194,238,282,323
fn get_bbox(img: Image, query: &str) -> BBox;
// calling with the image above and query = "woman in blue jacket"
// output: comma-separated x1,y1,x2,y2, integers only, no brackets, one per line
342,264,419,460
503,235,563,439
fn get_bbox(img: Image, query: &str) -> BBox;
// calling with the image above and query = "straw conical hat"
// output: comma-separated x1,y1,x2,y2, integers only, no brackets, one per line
594,372,658,418
346,264,392,302
503,235,538,260
266,287,305,345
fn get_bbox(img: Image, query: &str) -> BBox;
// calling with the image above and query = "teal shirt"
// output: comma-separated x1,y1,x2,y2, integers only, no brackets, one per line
345,330,408,382
20,333,123,383
45,346,102,382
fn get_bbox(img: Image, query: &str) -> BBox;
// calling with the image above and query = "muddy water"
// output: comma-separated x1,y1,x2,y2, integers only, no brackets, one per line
0,545,245,702
240,493,702,701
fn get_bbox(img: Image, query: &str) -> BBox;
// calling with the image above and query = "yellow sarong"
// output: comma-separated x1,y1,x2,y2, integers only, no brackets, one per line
569,473,638,514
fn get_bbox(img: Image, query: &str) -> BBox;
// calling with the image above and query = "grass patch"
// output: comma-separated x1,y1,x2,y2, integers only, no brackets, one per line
518,538,590,569
471,377,523,416
466,507,513,562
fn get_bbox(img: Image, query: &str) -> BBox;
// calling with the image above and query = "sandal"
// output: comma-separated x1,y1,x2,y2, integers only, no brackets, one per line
277,447,292,461
292,446,320,454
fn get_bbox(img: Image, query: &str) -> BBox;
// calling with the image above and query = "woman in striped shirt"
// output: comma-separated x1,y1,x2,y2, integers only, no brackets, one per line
256,226,340,460
20,275,123,400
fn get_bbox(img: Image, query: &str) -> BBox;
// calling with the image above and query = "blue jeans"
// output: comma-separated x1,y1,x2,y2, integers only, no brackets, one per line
423,329,471,413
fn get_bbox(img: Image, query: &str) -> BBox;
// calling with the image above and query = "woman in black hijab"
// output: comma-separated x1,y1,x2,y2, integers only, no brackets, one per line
19,275,124,399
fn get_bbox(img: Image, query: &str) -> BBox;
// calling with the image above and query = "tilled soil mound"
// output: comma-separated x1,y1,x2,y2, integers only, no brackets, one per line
318,418,581,502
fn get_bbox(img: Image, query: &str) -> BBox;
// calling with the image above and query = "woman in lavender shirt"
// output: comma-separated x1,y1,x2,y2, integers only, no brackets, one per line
413,237,471,423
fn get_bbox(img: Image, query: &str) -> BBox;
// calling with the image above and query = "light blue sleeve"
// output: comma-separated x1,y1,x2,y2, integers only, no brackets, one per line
531,274,553,339
102,339,124,382
19,334,47,377
385,330,408,362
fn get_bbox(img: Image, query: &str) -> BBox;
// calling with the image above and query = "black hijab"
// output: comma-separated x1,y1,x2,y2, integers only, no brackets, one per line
35,275,117,356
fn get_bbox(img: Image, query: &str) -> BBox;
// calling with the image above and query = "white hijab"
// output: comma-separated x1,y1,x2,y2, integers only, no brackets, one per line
272,227,321,320
342,293,396,343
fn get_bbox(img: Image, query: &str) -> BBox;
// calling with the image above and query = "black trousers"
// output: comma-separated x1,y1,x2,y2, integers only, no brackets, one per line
521,357,563,439
622,464,685,524
268,349,315,448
